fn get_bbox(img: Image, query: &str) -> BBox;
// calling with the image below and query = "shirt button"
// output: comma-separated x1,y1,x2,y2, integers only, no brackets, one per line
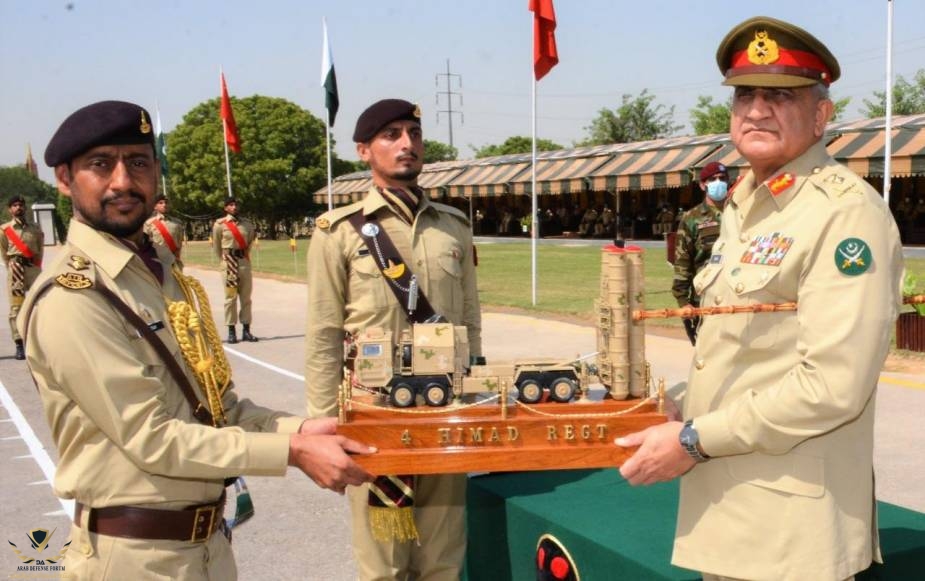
812,166,822,174
739,233,748,242
82,544,92,555
735,282,745,293
417,260,424,266
714,295,723,305
760,272,769,282
695,359,705,370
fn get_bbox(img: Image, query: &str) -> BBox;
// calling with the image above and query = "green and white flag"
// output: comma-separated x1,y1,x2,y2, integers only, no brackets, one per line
155,106,169,178
321,17,339,127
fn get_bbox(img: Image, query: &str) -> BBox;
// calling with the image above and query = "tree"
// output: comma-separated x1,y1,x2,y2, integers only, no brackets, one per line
580,90,683,145
861,70,925,117
690,95,731,135
167,95,354,237
423,140,458,163
471,136,563,159
829,96,851,122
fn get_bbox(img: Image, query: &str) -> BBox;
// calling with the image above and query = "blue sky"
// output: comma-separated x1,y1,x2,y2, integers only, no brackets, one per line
2,0,924,184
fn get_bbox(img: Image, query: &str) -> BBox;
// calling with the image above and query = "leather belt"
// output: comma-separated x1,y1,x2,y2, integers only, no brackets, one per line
74,493,225,542
224,249,246,259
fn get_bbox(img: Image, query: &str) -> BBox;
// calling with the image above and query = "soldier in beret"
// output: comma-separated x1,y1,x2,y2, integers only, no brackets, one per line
21,100,374,580
1,193,44,359
143,193,184,264
671,161,729,345
618,17,904,580
211,197,258,343
305,98,482,580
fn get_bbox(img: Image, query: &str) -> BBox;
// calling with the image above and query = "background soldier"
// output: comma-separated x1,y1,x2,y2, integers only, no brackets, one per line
618,17,904,581
1,194,43,359
212,197,258,343
306,99,481,581
143,193,184,262
23,99,373,580
671,161,729,344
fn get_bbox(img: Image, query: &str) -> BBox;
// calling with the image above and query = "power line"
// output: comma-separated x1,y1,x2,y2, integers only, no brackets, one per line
435,59,463,148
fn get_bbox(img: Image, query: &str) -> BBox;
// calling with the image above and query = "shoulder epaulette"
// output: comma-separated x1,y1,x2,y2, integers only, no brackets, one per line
316,201,363,230
809,164,866,200
429,201,470,225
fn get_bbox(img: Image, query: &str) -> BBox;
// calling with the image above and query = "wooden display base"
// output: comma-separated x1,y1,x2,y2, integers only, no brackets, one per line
336,394,667,475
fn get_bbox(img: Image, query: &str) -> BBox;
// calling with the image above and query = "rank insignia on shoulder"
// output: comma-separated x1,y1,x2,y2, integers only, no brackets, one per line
768,173,794,196
68,255,90,270
55,272,92,289
835,237,872,276
316,217,330,230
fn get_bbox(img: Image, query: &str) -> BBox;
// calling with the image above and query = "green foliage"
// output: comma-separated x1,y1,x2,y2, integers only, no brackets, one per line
861,69,925,117
423,139,458,163
472,136,563,159
903,273,925,316
167,95,353,235
580,89,683,146
830,96,851,122
690,95,731,135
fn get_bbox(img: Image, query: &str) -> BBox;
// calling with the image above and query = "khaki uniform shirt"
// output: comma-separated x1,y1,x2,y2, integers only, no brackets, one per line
212,214,257,258
19,220,302,510
305,186,482,418
1,217,44,266
143,212,184,256
673,142,904,580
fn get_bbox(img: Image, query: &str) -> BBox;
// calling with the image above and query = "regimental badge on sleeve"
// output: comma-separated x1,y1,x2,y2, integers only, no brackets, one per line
834,238,872,276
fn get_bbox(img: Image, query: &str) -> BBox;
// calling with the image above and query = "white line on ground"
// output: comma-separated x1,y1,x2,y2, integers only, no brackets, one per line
223,346,305,382
0,380,73,517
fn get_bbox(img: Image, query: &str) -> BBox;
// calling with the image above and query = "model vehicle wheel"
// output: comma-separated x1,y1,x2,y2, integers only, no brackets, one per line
424,382,450,407
549,377,577,403
390,383,415,408
517,379,543,404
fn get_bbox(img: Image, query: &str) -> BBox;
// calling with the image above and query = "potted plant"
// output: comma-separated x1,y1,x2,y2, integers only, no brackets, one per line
520,214,532,234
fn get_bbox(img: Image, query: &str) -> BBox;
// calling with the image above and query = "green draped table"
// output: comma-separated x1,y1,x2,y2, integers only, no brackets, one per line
465,469,925,580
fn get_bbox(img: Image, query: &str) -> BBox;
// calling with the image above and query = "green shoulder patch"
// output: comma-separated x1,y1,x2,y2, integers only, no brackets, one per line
834,238,872,276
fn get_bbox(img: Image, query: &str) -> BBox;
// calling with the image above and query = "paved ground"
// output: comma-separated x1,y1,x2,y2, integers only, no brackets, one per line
0,245,922,580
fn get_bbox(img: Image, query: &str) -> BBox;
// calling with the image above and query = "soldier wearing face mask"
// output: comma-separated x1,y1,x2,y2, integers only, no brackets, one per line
671,161,729,344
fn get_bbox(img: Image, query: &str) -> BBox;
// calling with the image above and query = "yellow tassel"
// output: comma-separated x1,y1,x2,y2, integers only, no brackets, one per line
368,507,419,543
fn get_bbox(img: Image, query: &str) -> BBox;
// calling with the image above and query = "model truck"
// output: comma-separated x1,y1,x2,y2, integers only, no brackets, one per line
351,322,582,407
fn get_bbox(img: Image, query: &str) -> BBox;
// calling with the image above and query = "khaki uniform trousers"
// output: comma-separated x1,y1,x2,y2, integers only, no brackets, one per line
348,473,467,581
7,263,40,341
64,510,236,581
222,257,252,326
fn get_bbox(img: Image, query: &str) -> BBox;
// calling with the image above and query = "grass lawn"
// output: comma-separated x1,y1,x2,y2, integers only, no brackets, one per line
182,238,925,335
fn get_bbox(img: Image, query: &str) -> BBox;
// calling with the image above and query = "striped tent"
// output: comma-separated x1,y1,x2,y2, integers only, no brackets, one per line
507,154,612,195
445,154,532,197
587,136,725,192
417,160,468,196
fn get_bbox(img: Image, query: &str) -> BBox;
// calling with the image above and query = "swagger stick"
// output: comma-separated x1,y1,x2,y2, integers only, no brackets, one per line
632,295,925,322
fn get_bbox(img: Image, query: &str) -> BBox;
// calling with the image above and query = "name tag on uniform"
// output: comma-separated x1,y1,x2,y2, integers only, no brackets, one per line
147,321,165,332
357,248,370,257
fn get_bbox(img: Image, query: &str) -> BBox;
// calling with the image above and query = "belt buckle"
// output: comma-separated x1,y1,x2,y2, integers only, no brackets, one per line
191,505,217,542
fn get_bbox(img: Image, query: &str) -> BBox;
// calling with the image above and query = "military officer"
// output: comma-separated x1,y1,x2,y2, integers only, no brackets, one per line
617,17,904,581
211,197,258,343
144,193,184,262
22,100,374,580
671,161,729,344
1,193,43,359
305,99,482,581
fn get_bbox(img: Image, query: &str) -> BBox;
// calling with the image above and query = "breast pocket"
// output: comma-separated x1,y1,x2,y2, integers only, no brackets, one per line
349,255,392,310
429,243,465,318
721,264,785,349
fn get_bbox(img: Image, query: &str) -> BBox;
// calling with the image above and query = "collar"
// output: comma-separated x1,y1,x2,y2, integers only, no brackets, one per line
225,213,238,222
730,141,829,212
66,220,174,280
361,185,433,219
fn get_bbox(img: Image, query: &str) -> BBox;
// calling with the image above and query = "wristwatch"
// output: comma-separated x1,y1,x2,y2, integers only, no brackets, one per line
679,419,710,463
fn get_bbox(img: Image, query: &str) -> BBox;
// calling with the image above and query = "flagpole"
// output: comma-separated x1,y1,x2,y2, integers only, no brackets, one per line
531,76,538,307
325,116,333,211
883,0,893,205
220,67,234,199
156,101,168,197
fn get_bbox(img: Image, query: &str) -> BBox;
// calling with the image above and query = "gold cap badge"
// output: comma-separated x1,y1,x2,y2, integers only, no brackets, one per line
412,104,422,119
747,30,780,65
139,111,152,134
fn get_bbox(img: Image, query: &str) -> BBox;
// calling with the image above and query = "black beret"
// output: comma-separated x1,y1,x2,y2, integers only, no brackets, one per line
154,193,168,203
8,194,25,207
353,99,421,143
224,197,238,206
44,100,156,167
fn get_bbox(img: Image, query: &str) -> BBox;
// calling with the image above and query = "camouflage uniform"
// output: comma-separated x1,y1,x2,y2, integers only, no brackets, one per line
671,202,722,307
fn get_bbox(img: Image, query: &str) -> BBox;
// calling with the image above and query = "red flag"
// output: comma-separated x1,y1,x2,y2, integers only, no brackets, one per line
530,0,558,81
220,71,242,153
